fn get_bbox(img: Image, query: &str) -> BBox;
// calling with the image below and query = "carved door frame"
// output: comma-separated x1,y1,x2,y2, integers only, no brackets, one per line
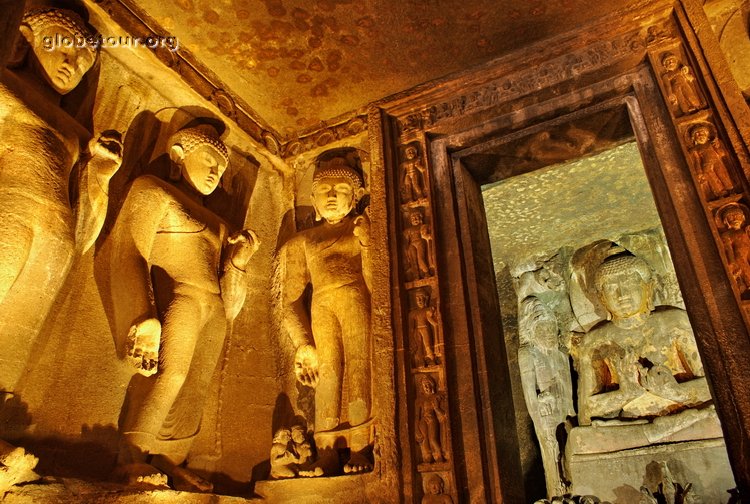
370,0,750,501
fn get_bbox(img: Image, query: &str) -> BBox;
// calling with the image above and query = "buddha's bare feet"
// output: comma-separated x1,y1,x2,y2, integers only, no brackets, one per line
171,466,213,493
116,463,169,489
343,452,372,474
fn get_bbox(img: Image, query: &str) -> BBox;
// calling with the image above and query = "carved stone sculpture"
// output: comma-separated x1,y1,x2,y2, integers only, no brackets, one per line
415,375,448,465
518,296,574,498
688,123,734,200
106,125,259,491
409,288,440,368
422,474,453,504
719,203,750,297
573,250,711,426
0,7,123,393
660,52,703,116
269,429,296,479
278,149,373,475
0,439,39,497
401,144,427,203
404,209,435,281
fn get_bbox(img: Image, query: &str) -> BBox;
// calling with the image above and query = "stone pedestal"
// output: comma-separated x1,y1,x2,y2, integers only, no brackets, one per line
254,474,370,503
566,436,735,503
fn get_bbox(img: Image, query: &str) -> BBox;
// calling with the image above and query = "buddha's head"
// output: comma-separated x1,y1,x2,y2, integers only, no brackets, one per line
519,296,558,350
404,145,418,161
594,252,654,322
168,125,229,196
311,152,364,224
20,8,97,95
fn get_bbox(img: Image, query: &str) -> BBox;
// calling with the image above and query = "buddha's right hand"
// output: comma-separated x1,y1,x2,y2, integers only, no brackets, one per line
126,318,161,377
294,344,319,388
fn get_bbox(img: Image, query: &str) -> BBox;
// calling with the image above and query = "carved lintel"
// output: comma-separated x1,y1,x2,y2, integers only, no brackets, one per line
279,114,369,159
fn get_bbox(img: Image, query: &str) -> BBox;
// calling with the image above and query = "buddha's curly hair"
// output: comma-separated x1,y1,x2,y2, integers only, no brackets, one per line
23,8,95,44
168,126,229,166
594,253,652,292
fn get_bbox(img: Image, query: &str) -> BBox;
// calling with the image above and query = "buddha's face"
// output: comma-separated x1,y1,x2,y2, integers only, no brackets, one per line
181,144,227,195
405,147,417,160
427,478,443,495
312,174,355,224
598,272,648,319
415,292,428,308
27,24,96,95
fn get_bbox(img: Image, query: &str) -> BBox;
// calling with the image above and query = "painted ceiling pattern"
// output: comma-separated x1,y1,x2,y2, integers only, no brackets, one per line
133,0,639,135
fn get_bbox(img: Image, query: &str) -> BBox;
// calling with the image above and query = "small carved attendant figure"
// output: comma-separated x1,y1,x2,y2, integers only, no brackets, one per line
269,429,296,479
719,203,750,296
688,123,734,200
107,125,259,491
422,474,454,504
415,375,448,464
401,145,427,203
404,210,435,280
574,250,711,426
518,296,574,498
409,288,440,367
278,149,373,475
660,52,703,116
0,8,123,392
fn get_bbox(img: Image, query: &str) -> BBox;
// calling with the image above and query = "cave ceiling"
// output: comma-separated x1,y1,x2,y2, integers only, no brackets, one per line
126,0,642,137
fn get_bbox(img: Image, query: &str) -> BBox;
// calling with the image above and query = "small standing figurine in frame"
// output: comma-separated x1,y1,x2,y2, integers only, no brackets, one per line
422,474,454,504
404,209,435,281
415,375,449,465
687,122,734,201
401,144,428,203
719,202,750,298
660,52,704,117
409,288,440,368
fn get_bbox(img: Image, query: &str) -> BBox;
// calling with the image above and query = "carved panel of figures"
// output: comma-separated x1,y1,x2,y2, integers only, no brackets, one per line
421,473,454,504
658,50,705,117
276,148,374,476
685,121,736,201
401,143,429,203
408,287,442,369
415,374,449,468
403,208,436,281
717,201,750,299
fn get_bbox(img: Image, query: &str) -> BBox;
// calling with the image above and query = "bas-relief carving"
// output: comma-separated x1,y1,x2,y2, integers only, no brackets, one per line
269,425,320,479
659,52,704,117
400,144,428,203
277,148,374,476
718,202,750,298
408,287,441,369
0,439,39,497
687,122,735,201
404,209,436,281
421,473,453,504
415,375,448,467
397,21,674,135
0,7,123,393
518,296,574,498
105,125,259,491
